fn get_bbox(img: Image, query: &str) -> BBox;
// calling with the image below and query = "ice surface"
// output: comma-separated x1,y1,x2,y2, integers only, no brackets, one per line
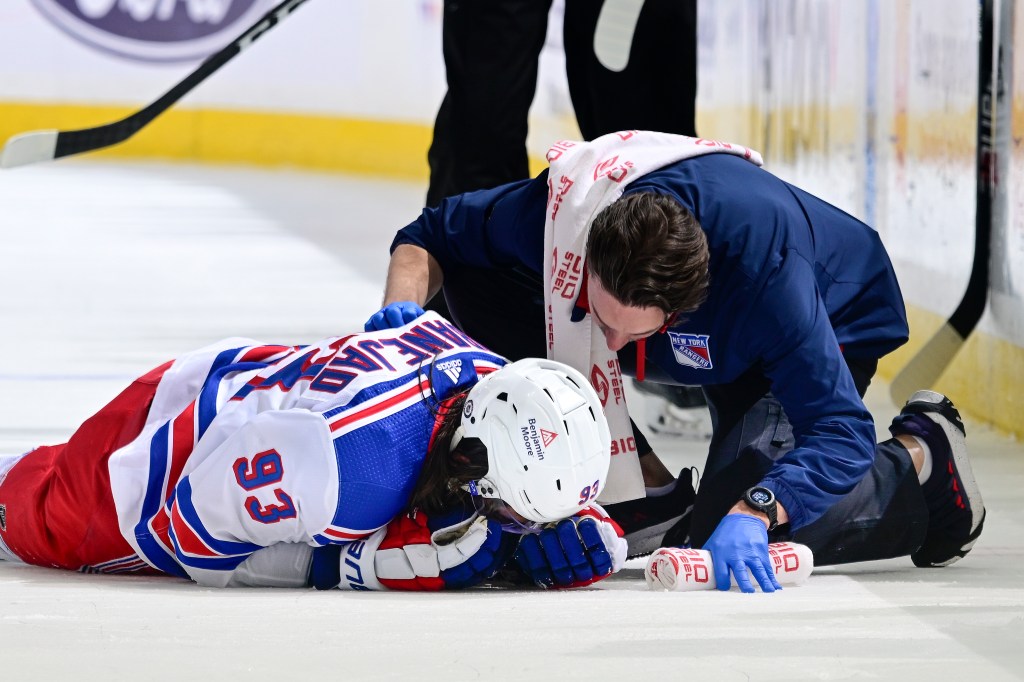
0,161,1021,681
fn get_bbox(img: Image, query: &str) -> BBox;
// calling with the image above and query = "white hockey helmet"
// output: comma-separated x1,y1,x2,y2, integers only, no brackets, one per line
456,358,611,527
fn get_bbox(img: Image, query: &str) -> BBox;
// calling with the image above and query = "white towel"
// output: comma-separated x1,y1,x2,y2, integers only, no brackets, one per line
543,131,762,503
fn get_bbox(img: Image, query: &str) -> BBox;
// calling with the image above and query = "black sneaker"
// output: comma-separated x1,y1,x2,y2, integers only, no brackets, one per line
889,390,986,567
603,468,697,558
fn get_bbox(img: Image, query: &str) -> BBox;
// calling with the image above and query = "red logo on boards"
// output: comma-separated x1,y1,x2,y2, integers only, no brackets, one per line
540,429,558,447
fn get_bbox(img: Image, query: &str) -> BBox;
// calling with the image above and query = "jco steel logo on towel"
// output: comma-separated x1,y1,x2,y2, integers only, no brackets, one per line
30,0,275,62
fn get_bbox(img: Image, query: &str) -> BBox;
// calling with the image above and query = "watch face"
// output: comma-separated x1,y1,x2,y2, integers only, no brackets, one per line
748,487,773,506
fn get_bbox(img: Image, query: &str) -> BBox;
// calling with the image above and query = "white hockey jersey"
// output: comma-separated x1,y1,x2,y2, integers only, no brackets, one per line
107,312,506,587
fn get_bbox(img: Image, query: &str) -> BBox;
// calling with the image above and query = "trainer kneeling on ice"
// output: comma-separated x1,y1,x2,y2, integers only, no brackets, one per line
0,313,626,591
369,130,986,593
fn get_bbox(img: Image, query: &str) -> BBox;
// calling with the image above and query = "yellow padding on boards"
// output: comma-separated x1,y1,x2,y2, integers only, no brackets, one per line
880,305,1024,440
0,102,434,180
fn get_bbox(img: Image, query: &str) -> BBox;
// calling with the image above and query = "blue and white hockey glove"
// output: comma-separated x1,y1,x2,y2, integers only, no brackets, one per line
514,505,627,588
702,513,782,593
364,301,426,332
311,507,516,591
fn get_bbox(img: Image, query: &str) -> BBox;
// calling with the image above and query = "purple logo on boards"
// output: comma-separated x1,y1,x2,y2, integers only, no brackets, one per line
30,0,275,62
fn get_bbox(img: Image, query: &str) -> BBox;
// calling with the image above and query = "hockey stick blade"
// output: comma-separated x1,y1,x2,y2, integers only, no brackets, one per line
1,130,59,169
889,324,969,405
593,0,644,72
889,0,995,405
0,0,309,169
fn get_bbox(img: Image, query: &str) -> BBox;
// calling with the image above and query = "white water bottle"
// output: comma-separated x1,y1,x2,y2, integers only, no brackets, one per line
644,542,814,591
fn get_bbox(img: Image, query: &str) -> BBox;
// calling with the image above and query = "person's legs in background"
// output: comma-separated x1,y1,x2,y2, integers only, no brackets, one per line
563,0,697,139
424,0,552,320
427,0,552,207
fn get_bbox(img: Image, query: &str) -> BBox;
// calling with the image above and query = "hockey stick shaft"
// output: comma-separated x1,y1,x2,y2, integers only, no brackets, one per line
889,0,995,404
1,0,309,169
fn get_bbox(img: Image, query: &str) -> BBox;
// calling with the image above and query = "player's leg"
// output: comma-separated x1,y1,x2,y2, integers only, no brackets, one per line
0,362,171,572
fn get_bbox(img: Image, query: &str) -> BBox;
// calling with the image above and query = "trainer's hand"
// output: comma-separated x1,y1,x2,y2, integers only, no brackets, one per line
364,301,425,331
703,513,782,593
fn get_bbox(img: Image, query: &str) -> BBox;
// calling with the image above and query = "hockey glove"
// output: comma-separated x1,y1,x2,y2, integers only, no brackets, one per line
702,513,782,593
364,301,426,332
311,507,516,591
513,505,627,588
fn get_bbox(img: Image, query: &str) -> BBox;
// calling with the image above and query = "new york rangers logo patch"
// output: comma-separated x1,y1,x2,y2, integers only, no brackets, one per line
668,332,713,370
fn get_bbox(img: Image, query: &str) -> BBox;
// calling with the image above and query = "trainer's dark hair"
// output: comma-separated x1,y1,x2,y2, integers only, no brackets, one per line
408,392,489,515
586,192,709,317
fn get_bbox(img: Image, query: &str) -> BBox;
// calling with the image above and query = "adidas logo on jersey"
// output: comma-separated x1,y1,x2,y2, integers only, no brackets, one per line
436,359,463,383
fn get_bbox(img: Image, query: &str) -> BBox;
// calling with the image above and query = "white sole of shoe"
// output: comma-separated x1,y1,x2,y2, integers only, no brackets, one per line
910,390,986,539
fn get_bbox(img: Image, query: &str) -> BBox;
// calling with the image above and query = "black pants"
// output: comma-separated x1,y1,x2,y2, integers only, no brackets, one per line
441,267,929,567
427,0,699,206
425,0,699,321
563,0,697,141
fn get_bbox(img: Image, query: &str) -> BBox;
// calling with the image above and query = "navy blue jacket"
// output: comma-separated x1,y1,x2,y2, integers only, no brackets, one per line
393,153,908,529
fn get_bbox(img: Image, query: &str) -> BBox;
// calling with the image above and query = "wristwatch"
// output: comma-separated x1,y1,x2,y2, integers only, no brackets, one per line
743,486,779,532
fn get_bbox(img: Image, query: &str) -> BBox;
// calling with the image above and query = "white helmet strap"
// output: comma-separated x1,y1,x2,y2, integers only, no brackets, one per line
449,424,466,453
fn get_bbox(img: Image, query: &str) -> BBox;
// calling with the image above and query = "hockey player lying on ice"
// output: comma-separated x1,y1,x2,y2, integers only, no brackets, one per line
0,312,627,591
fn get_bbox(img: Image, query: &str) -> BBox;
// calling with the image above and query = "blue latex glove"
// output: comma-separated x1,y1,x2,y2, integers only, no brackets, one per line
514,514,625,588
364,301,425,332
703,513,782,593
